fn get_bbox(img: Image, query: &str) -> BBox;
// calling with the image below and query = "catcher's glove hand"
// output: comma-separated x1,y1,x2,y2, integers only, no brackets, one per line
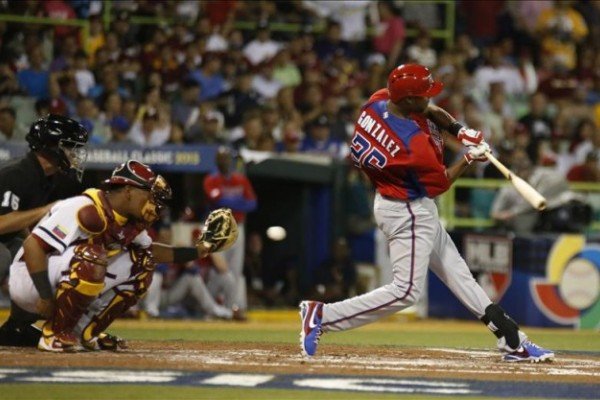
197,208,238,252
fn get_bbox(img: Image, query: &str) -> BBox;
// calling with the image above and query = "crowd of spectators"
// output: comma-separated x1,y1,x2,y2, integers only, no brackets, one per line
2,0,600,311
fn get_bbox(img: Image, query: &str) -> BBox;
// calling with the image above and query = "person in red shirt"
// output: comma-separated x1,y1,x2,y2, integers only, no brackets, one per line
203,147,257,311
567,152,600,182
300,64,554,363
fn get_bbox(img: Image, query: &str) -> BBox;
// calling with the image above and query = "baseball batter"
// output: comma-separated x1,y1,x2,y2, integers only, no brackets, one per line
0,160,238,351
300,64,554,363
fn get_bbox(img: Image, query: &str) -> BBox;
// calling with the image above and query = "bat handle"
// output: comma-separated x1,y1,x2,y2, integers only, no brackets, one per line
484,151,512,180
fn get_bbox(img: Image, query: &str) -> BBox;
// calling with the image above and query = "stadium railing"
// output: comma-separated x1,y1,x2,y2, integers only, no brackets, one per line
438,179,600,231
0,0,456,47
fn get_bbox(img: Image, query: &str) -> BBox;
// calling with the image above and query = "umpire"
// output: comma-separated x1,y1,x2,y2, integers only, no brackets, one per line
0,114,88,320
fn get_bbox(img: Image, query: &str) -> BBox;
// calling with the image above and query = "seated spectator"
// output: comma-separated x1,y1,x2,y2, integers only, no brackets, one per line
172,78,201,130
300,114,346,158
75,97,105,143
218,71,261,128
567,152,600,182
321,96,349,141
49,35,78,72
536,1,588,71
242,20,281,66
186,109,226,145
490,150,573,233
272,48,302,88
230,110,264,150
473,44,526,102
314,20,354,62
73,50,96,96
0,61,21,96
572,119,599,165
519,91,554,163
17,46,49,99
128,108,170,147
85,15,105,64
109,116,131,143
252,62,283,100
0,107,27,143
407,30,437,69
260,104,282,141
189,53,225,101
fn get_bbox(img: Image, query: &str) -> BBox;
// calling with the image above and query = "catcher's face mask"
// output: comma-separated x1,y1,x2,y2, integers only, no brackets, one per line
140,175,172,223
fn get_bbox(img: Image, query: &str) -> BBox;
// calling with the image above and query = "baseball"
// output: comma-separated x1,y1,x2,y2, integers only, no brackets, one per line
558,259,600,310
266,226,286,241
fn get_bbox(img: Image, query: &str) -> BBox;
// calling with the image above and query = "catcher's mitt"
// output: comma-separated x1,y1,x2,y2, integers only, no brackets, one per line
198,208,238,252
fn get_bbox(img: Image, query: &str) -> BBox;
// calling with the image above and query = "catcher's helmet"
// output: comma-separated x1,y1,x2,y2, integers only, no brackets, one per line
387,64,443,103
104,160,172,205
26,114,89,180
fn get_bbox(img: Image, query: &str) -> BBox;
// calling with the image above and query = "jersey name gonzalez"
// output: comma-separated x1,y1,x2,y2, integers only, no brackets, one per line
356,111,402,158
350,92,450,201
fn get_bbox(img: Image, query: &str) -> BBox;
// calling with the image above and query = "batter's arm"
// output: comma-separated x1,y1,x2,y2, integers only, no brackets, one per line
445,157,470,183
425,104,458,133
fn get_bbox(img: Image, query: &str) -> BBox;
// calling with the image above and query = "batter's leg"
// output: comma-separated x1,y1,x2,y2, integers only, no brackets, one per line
428,219,524,351
428,226,492,318
321,197,436,332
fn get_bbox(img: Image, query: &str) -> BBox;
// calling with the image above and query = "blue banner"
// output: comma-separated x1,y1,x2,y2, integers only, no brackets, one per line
0,143,220,172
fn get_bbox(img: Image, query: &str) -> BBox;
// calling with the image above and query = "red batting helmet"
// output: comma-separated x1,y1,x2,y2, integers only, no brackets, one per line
387,64,443,103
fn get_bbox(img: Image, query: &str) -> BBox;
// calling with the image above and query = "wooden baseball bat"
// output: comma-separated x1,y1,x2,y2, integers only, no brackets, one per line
484,151,547,211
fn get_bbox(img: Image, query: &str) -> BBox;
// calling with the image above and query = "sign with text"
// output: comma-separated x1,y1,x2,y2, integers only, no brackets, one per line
464,234,513,302
0,143,219,172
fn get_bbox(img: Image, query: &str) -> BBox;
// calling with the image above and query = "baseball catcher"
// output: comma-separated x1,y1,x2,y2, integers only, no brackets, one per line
0,160,237,351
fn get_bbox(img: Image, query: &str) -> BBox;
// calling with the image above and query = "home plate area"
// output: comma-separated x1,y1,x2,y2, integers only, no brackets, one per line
1,343,599,398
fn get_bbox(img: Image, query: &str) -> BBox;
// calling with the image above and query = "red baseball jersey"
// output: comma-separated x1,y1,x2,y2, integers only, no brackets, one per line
350,89,450,200
203,172,257,223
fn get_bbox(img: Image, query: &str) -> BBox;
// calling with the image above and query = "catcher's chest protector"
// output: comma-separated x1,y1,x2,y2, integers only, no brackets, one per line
82,189,146,256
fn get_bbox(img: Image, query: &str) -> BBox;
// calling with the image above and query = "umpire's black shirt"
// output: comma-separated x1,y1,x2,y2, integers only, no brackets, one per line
0,152,55,243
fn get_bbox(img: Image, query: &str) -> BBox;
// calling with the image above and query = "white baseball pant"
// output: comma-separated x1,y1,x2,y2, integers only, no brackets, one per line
322,194,492,331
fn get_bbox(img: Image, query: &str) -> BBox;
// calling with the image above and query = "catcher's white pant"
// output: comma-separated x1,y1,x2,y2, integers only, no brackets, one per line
321,195,492,331
9,248,137,324
222,223,246,310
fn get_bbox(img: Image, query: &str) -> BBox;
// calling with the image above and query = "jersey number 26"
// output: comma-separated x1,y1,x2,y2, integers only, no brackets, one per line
350,133,387,169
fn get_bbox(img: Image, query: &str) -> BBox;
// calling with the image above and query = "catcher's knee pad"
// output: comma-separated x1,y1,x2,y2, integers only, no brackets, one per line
480,303,520,349
50,244,107,335
68,244,107,296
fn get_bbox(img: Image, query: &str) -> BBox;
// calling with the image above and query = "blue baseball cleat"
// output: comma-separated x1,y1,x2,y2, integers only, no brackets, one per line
502,340,555,363
299,300,323,357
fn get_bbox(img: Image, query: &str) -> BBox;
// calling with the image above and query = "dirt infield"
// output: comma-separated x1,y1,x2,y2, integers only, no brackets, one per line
1,342,599,384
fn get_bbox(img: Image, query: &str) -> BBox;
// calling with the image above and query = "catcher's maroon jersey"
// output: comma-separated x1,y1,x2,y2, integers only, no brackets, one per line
350,89,450,201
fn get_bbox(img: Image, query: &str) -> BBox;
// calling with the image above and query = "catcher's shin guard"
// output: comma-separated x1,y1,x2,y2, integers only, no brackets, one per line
82,289,137,343
49,244,106,336
81,255,153,348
